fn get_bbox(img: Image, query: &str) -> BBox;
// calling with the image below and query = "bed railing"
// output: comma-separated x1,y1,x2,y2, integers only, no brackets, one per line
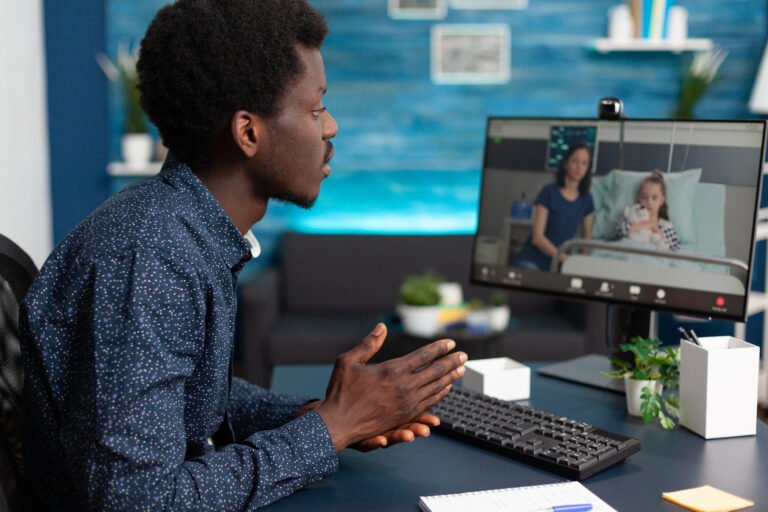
550,239,749,283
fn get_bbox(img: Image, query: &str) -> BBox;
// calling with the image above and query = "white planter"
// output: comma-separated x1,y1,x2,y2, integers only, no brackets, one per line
487,305,511,332
624,375,663,417
438,282,463,306
397,304,442,338
121,133,153,170
466,309,489,330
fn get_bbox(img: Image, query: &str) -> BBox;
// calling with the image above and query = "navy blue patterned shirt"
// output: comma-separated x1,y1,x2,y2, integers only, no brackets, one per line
20,156,338,510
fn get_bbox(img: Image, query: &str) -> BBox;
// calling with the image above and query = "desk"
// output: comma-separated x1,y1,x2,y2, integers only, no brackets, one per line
266,365,768,511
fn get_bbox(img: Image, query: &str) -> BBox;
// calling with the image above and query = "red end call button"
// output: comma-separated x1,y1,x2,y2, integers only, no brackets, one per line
715,296,726,307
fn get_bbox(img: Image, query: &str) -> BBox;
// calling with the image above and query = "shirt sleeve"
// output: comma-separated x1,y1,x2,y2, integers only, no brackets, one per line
660,221,680,251
584,193,595,216
534,184,554,209
228,377,317,440
63,249,338,511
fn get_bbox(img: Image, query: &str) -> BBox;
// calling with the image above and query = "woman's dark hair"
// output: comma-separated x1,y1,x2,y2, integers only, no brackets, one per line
137,0,329,170
555,141,593,196
638,170,670,220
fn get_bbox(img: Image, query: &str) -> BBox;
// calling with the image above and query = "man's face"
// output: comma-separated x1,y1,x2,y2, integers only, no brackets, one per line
259,45,338,209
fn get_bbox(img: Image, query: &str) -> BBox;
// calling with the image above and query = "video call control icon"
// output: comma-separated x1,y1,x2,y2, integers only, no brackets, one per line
629,285,641,296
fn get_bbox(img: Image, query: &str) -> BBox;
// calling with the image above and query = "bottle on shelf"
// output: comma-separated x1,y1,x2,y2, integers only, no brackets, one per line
510,193,533,219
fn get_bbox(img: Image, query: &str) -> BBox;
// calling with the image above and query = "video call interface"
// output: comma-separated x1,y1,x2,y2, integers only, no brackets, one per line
473,118,767,321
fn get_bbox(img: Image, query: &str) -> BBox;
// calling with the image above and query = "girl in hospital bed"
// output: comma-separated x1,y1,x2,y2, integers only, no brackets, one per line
616,170,680,251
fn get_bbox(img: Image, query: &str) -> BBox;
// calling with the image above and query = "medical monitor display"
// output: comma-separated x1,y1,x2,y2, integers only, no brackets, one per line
472,118,766,321
547,125,597,170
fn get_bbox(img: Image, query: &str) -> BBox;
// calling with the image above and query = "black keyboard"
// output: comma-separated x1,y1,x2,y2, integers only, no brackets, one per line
429,387,641,480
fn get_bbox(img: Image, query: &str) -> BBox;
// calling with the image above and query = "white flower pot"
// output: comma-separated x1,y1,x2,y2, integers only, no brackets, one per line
397,304,442,338
624,375,663,417
487,305,511,332
466,309,489,331
121,133,153,170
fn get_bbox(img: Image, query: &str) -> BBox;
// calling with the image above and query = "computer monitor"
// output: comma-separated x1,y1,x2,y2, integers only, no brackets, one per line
472,118,766,331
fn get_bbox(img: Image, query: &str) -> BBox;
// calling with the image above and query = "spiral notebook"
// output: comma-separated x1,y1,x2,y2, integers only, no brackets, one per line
418,481,617,512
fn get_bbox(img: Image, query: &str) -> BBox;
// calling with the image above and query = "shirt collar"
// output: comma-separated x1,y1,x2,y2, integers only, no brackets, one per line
243,230,261,259
159,153,253,271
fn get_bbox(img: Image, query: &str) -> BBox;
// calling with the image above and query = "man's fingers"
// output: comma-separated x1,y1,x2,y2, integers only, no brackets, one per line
345,323,388,364
412,352,467,389
354,435,389,452
413,384,453,418
415,367,463,405
397,338,456,373
414,412,440,426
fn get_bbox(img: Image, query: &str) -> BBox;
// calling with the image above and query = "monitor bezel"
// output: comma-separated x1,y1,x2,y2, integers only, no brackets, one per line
471,116,767,322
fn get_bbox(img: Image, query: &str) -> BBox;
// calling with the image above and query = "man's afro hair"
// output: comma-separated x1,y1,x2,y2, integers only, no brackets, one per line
137,0,328,170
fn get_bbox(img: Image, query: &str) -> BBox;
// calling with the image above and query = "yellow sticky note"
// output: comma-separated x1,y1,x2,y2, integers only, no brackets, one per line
662,485,754,512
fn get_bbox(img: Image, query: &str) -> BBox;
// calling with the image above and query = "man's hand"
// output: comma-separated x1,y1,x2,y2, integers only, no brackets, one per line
350,412,440,452
316,323,466,452
298,401,439,451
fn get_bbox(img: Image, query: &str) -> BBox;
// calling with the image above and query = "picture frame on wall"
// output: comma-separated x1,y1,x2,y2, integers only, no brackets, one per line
449,0,528,9
388,0,448,20
431,24,511,84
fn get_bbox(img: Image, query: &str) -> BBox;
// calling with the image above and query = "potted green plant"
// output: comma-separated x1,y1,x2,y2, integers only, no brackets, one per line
602,336,680,429
465,298,488,332
671,48,728,119
487,291,510,332
96,41,153,169
397,270,444,337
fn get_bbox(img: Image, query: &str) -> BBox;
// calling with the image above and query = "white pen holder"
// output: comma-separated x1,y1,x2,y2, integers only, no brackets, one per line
679,336,760,439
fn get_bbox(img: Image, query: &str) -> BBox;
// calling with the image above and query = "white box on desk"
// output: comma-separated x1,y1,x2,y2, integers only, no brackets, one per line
679,336,760,439
462,357,530,401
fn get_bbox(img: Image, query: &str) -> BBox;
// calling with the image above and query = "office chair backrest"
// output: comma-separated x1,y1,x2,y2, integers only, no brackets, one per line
0,234,37,512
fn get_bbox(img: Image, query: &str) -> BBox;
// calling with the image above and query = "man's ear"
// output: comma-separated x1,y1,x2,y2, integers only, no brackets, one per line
230,110,265,158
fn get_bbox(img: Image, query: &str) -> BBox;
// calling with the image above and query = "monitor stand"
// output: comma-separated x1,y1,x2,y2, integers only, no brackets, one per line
537,305,657,394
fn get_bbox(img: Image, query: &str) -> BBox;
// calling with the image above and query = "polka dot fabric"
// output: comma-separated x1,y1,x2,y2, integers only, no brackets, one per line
20,155,338,510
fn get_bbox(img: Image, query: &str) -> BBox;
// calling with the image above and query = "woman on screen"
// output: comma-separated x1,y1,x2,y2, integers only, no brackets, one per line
510,141,594,271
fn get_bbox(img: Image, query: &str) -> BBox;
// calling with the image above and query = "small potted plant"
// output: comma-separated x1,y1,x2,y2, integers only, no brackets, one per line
397,270,444,337
602,336,680,429
97,41,153,170
465,298,489,333
487,291,511,332
671,48,728,119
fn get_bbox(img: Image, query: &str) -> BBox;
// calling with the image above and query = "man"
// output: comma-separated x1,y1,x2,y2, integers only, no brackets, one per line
20,0,467,510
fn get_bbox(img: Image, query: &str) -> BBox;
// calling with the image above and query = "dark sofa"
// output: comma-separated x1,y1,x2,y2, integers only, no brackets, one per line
237,233,609,388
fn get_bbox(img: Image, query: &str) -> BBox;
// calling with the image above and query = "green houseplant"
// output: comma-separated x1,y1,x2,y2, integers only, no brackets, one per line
397,270,444,337
672,48,728,119
602,337,680,429
96,41,153,168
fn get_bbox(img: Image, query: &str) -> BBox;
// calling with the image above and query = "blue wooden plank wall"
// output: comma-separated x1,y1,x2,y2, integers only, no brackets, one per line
108,0,766,174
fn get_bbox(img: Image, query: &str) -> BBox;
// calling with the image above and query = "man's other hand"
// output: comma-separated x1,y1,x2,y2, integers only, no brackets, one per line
316,323,467,452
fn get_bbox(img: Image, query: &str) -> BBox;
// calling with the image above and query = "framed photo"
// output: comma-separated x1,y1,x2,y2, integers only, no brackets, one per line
449,0,528,9
431,24,511,84
388,0,447,20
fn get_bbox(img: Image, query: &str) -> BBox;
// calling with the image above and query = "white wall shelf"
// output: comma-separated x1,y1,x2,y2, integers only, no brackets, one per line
589,38,713,54
107,161,162,177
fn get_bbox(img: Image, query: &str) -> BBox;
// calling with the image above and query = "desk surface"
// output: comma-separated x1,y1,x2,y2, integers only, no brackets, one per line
267,364,767,512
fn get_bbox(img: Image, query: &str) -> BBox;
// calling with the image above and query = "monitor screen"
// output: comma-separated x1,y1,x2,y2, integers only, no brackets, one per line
472,118,766,321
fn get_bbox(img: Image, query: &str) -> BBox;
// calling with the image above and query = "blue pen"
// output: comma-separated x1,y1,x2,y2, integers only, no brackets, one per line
530,505,593,512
